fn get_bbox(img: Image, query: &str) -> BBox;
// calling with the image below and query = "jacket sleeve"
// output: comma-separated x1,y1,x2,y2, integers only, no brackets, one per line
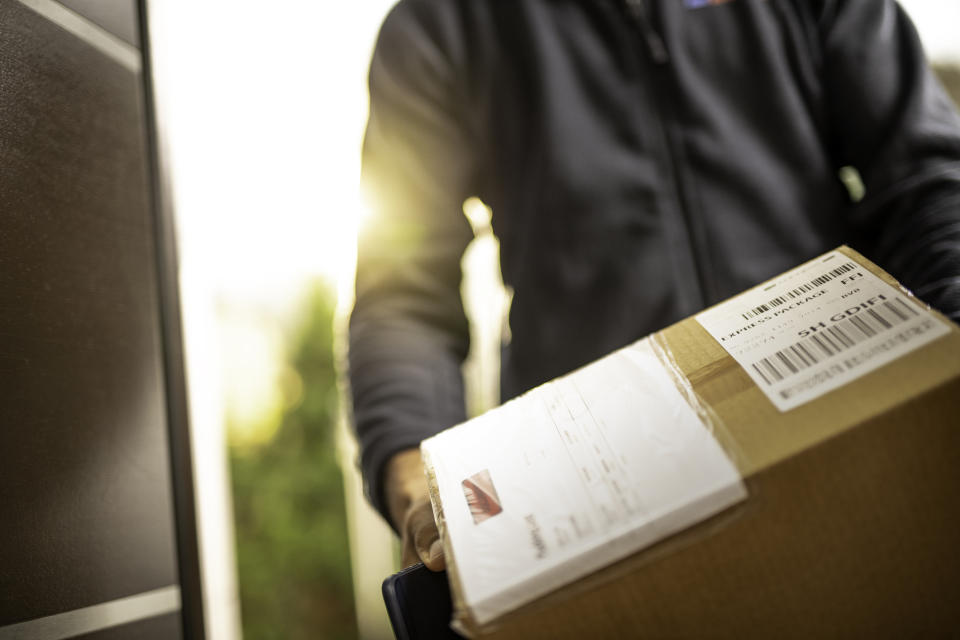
348,1,476,521
818,0,960,320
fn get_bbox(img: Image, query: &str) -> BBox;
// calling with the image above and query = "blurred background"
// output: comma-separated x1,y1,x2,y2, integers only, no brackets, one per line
145,2,960,639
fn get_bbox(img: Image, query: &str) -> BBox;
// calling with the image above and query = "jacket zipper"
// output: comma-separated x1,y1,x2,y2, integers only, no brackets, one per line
623,0,669,64
623,0,713,310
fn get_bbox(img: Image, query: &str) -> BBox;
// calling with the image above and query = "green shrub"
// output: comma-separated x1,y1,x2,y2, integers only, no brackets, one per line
230,286,356,640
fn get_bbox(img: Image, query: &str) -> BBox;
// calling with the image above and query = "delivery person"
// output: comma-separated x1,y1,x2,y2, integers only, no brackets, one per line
347,0,960,569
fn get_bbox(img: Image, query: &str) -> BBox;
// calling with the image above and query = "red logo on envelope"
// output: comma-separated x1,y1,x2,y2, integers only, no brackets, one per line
462,469,503,524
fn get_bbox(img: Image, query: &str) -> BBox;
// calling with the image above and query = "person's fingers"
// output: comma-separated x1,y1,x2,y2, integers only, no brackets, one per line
385,449,427,532
410,498,440,566
404,497,445,571
400,497,427,568
423,538,446,572
386,450,445,570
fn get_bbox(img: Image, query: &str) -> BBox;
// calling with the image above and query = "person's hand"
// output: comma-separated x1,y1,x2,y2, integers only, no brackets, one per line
385,448,446,571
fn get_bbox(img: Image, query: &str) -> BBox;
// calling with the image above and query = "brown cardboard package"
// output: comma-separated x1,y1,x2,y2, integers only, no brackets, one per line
428,246,960,638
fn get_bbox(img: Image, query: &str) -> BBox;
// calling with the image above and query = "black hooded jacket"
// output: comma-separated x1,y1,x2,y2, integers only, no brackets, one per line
349,0,960,519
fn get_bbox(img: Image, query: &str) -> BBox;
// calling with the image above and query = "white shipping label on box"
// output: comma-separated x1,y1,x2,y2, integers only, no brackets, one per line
422,340,746,625
696,250,950,412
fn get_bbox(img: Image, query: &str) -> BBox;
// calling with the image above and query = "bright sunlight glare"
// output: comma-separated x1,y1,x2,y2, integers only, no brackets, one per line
152,1,395,432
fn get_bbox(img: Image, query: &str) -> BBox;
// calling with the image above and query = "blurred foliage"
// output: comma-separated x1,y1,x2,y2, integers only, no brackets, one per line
934,64,960,108
229,285,357,640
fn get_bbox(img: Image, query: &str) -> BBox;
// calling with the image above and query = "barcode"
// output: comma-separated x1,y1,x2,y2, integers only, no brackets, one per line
741,262,858,320
748,297,919,386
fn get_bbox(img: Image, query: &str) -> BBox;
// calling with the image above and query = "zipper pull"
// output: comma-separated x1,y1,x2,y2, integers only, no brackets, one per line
624,0,670,64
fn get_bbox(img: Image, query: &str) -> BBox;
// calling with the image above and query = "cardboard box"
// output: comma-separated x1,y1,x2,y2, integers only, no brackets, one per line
422,246,960,638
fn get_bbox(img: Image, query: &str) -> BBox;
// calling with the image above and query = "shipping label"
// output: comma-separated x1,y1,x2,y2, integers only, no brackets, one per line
695,251,950,411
